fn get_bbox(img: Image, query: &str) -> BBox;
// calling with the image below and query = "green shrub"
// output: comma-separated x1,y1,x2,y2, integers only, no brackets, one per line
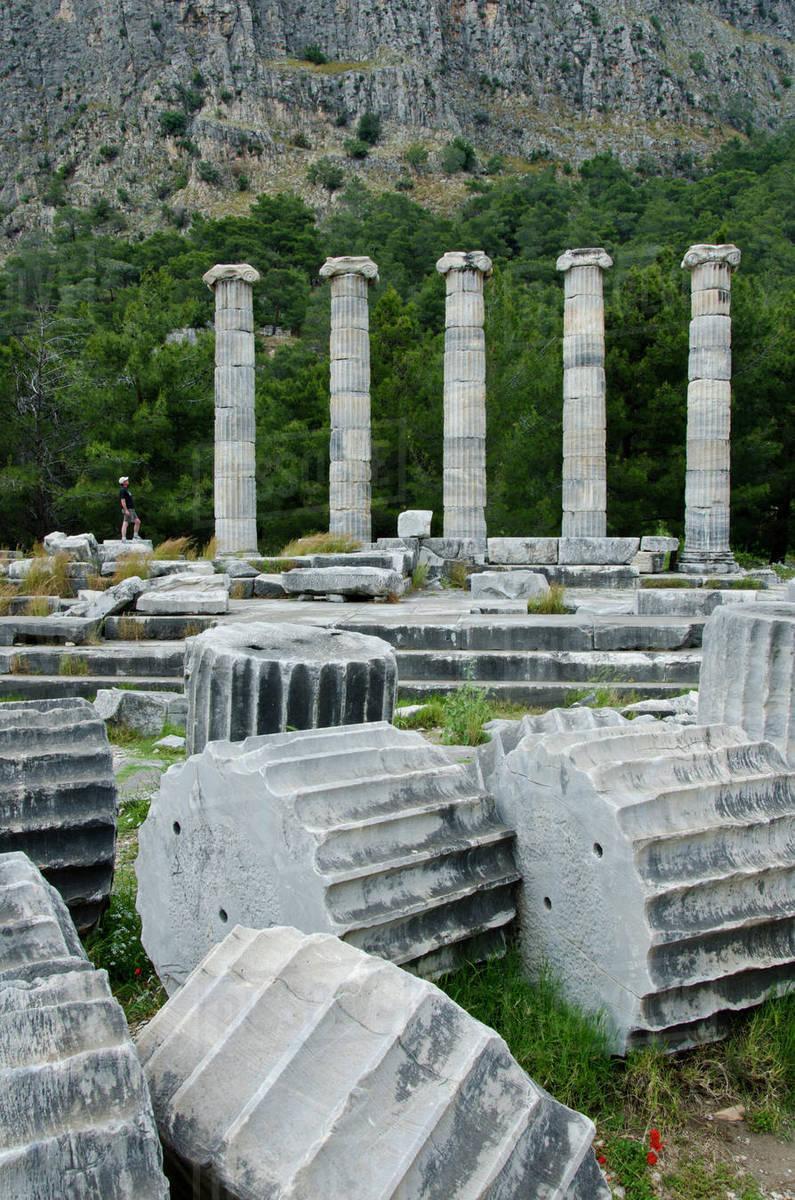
301,43,328,65
344,138,370,160
403,143,429,171
410,562,429,591
441,680,492,746
356,111,381,145
307,157,344,192
158,109,187,137
527,584,568,614
440,136,478,174
197,160,221,184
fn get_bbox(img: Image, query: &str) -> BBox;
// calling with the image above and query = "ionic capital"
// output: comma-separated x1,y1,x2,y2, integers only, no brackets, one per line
202,263,261,289
681,244,741,271
320,256,379,282
436,250,493,277
556,248,612,273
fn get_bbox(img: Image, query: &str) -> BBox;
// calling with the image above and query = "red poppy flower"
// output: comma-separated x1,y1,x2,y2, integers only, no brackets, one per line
597,1155,607,1166
649,1129,663,1151
646,1151,658,1166
134,966,142,977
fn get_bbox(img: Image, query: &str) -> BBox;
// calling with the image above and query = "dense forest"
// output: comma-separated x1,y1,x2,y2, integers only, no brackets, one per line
0,130,792,558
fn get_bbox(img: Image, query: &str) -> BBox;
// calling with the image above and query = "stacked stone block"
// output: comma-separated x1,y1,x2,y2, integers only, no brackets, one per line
0,698,116,931
136,723,519,993
556,248,612,538
138,924,609,1198
320,255,379,543
679,244,741,573
698,602,795,765
203,263,260,556
436,251,492,549
0,852,168,1198
492,721,795,1052
184,622,398,754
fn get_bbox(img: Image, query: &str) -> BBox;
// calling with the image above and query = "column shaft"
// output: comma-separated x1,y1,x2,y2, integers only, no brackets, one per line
436,251,492,547
320,257,378,544
203,264,260,556
680,245,740,573
556,248,612,538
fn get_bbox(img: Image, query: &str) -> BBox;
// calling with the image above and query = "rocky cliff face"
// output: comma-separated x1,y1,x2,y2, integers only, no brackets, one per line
1,0,793,238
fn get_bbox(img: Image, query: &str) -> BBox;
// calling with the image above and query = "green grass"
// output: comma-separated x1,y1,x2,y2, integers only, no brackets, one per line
410,561,430,591
106,721,186,761
440,679,493,745
117,794,152,834
58,654,89,676
641,577,693,588
527,584,569,614
703,577,764,590
84,870,165,1025
280,532,362,556
566,686,639,709
253,558,300,574
662,1158,763,1199
442,561,470,589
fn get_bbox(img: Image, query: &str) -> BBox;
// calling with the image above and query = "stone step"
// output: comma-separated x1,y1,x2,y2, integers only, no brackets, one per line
396,648,701,684
136,724,521,993
345,615,705,652
0,642,185,678
0,675,183,699
398,679,694,704
137,926,609,1198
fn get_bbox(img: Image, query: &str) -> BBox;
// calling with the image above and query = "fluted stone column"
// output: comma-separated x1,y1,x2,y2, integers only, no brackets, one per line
436,250,492,547
320,256,379,544
203,263,260,556
556,248,612,538
679,244,741,573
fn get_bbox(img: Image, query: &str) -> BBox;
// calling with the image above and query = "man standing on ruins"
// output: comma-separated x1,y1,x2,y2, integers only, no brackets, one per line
119,475,142,541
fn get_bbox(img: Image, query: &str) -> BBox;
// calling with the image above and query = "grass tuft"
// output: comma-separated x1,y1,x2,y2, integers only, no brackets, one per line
109,552,152,584
442,560,470,589
641,576,693,588
84,872,165,1025
703,577,763,590
280,531,363,556
411,561,430,591
116,615,145,640
393,699,447,731
0,582,18,615
24,596,52,616
58,654,89,676
152,536,196,560
441,679,493,745
527,584,569,614
24,552,72,597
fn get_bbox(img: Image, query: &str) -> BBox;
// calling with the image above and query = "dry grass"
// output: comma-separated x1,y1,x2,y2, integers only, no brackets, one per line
85,573,109,592
58,655,89,676
24,597,52,617
199,536,217,561
527,584,569,614
24,553,72,597
109,553,152,584
280,532,363,556
116,616,145,640
8,654,30,675
0,582,17,616
443,561,470,589
229,581,249,600
152,536,196,561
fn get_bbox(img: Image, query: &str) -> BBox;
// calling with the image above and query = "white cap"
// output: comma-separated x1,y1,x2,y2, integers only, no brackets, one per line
119,476,129,484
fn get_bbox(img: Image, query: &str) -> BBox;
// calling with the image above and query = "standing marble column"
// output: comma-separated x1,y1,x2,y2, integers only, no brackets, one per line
679,244,741,573
436,250,492,547
555,247,612,538
202,263,260,556
320,256,379,544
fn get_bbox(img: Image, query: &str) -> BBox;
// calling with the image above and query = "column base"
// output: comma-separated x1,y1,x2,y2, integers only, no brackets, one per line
678,550,740,575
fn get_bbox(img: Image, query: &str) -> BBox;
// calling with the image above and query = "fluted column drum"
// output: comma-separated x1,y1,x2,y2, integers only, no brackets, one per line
320,256,379,544
436,251,492,549
555,248,612,538
679,244,741,573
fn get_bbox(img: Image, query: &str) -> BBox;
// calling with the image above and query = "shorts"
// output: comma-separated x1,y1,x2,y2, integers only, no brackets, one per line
122,509,138,521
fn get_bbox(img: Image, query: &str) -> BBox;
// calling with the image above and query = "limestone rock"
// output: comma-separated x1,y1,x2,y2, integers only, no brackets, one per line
67,574,150,620
641,536,679,554
492,721,795,1052
398,508,433,538
281,565,404,597
0,852,169,1198
488,537,559,564
98,539,153,563
485,706,630,759
253,572,288,598
184,622,397,754
422,537,486,562
136,722,518,992
558,537,640,565
43,531,99,564
698,603,795,765
470,571,549,601
0,699,116,931
138,924,608,1199
148,559,214,578
213,557,259,578
631,550,665,573
635,588,722,617
93,688,186,737
136,571,230,615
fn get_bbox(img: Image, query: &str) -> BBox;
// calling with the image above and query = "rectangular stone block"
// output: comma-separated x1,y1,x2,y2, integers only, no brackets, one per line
214,365,255,408
330,428,371,462
331,294,369,331
215,404,255,444
397,510,433,538
330,393,370,430
444,435,486,471
640,536,679,553
215,306,254,333
559,537,639,565
330,327,370,363
445,291,484,328
443,350,486,384
487,537,559,564
688,347,732,382
562,478,607,512
215,330,255,368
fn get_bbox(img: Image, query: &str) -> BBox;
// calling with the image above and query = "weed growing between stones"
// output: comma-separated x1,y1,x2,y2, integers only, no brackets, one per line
116,616,145,640
229,581,249,599
410,561,430,591
641,577,693,588
109,553,152,584
442,560,470,589
85,870,165,1026
24,596,52,616
280,531,362,556
8,653,30,675
107,722,186,761
527,584,568,614
254,558,300,574
152,536,196,559
58,655,89,676
393,699,447,730
441,680,493,746
199,535,217,560
24,552,71,597
703,577,764,590
0,582,17,614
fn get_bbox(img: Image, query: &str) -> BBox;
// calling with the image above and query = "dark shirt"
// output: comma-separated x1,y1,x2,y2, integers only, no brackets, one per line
119,487,134,509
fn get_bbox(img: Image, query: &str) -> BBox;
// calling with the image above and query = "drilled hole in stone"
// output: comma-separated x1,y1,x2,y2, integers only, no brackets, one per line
173,821,181,835
593,842,603,858
543,897,552,910
219,908,228,923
